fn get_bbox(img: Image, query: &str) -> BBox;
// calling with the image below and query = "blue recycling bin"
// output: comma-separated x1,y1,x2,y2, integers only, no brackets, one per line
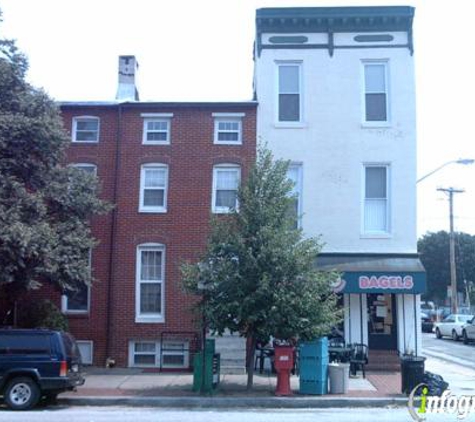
299,337,329,395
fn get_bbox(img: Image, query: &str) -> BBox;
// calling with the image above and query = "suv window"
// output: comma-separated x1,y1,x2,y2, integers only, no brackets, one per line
0,334,51,355
61,332,81,359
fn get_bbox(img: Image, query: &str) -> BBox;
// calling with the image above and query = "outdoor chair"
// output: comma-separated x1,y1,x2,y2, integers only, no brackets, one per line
349,343,369,378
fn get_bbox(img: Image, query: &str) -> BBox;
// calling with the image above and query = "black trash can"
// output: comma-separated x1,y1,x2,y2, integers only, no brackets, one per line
401,355,426,394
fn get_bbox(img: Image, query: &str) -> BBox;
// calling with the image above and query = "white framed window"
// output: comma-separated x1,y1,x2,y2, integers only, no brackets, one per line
287,164,303,229
128,340,189,368
139,164,168,213
161,341,189,368
212,164,240,213
136,244,165,323
77,341,93,365
363,61,389,124
363,165,390,234
129,341,158,367
71,163,97,175
277,62,302,123
142,116,172,145
72,116,100,143
62,250,91,314
212,113,244,144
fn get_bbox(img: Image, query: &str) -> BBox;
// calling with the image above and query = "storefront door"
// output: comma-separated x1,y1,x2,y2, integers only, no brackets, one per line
367,293,397,350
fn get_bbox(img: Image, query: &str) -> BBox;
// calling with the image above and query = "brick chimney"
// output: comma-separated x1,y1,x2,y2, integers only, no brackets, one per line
116,55,139,101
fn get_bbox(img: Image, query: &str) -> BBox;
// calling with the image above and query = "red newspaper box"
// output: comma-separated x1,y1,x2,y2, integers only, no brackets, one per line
274,345,294,396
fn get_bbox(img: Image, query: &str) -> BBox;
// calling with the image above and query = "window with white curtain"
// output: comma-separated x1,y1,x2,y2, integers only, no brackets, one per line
364,165,389,233
136,244,165,323
212,165,240,213
139,164,168,212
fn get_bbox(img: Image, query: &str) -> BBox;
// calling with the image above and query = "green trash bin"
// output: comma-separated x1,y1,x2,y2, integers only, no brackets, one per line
299,337,329,395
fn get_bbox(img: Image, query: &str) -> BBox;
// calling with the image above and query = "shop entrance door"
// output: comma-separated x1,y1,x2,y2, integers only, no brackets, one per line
367,294,397,350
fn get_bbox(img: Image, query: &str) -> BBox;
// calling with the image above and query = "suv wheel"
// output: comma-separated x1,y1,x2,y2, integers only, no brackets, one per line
463,330,469,345
436,328,442,339
452,330,459,341
4,377,41,410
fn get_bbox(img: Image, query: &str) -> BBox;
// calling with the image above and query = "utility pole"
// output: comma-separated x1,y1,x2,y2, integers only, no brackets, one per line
437,187,464,314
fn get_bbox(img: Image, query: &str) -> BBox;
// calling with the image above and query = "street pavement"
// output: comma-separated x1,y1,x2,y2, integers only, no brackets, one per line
422,332,475,370
0,407,459,422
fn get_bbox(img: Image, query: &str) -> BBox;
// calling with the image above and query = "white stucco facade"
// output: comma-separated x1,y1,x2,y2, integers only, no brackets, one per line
255,41,417,253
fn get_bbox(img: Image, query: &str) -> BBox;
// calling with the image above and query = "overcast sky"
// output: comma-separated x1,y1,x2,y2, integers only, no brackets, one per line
1,0,474,237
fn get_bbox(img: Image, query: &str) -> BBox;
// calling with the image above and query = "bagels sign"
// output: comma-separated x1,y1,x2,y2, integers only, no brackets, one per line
359,275,414,290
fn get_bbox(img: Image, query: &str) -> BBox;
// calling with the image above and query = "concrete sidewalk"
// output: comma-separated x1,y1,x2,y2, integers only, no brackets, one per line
59,368,408,408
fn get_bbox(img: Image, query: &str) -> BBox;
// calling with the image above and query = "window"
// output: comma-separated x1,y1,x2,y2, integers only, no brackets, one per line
136,244,165,322
128,340,189,368
71,163,97,175
363,62,389,123
287,164,302,229
142,120,170,144
62,250,91,314
364,165,389,234
139,164,168,212
72,117,99,142
213,113,244,144
277,63,301,123
77,341,93,365
212,165,240,213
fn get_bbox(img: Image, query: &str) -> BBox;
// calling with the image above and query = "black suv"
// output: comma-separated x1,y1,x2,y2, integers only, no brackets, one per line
0,328,85,410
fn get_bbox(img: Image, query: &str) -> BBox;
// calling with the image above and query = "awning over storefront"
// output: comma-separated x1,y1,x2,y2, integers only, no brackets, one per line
316,254,426,294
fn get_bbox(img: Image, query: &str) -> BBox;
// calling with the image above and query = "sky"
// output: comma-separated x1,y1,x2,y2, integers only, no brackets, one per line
1,0,474,238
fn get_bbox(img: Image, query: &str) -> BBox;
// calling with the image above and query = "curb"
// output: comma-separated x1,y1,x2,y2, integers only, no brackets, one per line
59,395,409,409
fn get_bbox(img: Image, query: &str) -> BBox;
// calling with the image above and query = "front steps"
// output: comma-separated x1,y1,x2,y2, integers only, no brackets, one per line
367,349,401,372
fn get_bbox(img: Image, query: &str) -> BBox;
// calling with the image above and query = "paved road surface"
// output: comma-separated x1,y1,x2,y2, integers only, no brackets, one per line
0,407,460,422
422,332,475,370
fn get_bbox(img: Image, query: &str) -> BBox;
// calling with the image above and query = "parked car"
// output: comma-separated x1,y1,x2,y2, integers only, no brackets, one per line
434,314,474,341
421,312,434,333
462,317,475,344
0,328,85,410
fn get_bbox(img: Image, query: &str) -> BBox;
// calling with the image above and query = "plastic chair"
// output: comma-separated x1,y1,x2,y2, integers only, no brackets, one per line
349,343,369,378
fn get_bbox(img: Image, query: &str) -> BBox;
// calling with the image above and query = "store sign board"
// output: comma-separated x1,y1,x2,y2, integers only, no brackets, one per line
331,272,426,294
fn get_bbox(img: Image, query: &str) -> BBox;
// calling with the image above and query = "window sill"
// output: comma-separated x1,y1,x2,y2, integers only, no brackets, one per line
71,140,99,144
274,122,307,129
135,316,165,324
139,208,167,214
63,311,90,317
361,122,391,129
213,141,243,146
360,233,392,239
142,141,170,146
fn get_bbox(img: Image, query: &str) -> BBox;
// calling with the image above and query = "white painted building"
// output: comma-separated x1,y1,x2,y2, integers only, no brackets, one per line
254,6,425,365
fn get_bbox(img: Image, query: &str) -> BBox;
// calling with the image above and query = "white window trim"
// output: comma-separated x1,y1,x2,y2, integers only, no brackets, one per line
160,340,190,369
139,164,168,213
275,61,304,127
288,163,303,229
61,250,92,314
135,243,165,324
361,163,391,237
128,340,189,368
212,164,241,214
142,116,172,145
72,116,100,143
213,115,243,145
361,60,391,127
76,340,94,365
70,163,98,175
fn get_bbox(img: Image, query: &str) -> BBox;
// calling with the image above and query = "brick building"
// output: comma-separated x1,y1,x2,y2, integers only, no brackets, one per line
48,57,257,368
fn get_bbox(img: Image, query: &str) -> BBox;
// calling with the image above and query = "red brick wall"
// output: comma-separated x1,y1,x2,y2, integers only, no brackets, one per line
41,103,256,367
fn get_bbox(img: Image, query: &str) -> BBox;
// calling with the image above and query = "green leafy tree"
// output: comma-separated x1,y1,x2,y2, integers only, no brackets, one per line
0,12,112,320
418,231,475,303
182,146,341,389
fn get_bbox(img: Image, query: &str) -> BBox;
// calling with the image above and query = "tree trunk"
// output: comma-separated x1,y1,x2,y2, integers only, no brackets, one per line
246,335,257,390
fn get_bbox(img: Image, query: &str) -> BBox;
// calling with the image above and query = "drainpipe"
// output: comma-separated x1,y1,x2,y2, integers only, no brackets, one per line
105,103,123,363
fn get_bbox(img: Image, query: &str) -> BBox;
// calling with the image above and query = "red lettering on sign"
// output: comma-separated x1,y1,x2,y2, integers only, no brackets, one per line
358,275,414,290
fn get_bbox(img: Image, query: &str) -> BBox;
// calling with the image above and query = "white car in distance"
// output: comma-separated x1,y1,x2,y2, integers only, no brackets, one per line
434,314,474,341
462,317,475,344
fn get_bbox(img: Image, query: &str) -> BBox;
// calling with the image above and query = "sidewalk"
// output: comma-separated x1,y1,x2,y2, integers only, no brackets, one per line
59,368,408,408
